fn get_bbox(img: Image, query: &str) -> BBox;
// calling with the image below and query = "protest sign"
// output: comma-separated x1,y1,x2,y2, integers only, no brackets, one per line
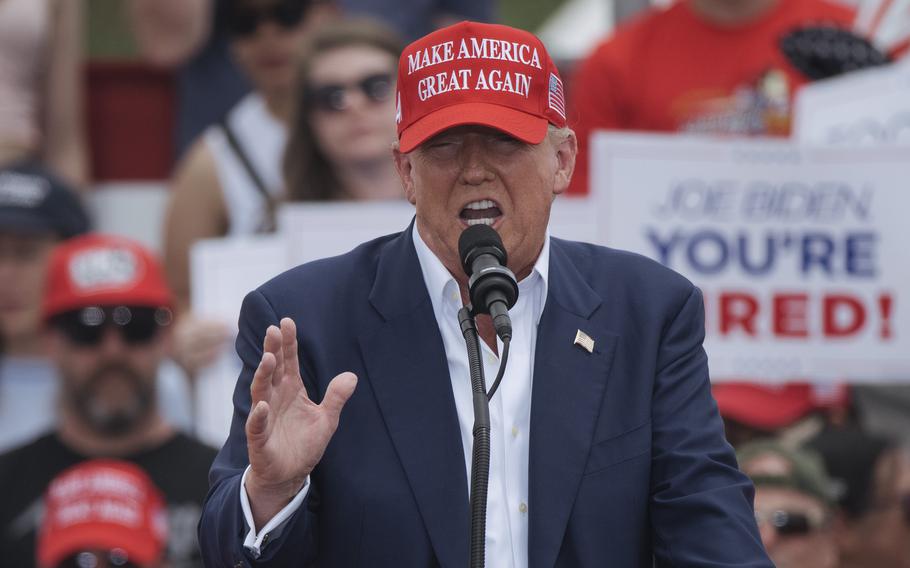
793,60,910,145
592,132,910,383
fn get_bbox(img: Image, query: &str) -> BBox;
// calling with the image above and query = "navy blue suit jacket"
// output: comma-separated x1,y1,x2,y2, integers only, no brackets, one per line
199,226,771,567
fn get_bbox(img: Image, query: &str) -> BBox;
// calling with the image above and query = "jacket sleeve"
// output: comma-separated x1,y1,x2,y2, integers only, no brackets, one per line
197,289,318,567
648,286,773,567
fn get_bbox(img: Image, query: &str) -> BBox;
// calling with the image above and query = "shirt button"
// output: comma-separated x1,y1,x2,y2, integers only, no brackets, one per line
511,426,519,438
450,291,459,302
486,353,497,365
519,502,528,514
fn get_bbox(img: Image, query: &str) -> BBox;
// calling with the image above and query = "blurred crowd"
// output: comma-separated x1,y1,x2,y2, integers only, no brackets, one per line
0,0,907,566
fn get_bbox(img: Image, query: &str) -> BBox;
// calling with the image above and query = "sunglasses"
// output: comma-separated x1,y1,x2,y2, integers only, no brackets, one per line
51,306,172,347
754,509,825,536
228,0,309,37
307,73,394,113
57,549,138,568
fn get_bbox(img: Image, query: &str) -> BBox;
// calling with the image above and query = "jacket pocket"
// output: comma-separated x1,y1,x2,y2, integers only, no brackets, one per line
583,420,651,476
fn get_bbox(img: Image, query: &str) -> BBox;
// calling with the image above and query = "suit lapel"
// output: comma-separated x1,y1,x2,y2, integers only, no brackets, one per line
358,224,469,568
528,240,617,568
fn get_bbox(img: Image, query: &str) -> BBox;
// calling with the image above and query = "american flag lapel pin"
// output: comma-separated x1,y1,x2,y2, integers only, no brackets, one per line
573,330,595,353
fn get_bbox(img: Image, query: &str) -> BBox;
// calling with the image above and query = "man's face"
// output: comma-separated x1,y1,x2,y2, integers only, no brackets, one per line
0,232,56,347
394,125,576,283
754,486,837,568
47,307,170,437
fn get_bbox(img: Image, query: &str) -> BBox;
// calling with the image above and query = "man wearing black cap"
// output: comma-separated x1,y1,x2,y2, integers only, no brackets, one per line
0,161,89,452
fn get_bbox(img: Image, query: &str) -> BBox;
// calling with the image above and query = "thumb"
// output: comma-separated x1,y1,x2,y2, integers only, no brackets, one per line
246,400,270,445
320,372,358,415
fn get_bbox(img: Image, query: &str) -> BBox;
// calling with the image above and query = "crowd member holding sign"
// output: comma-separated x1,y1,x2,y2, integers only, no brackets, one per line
568,0,855,195
0,234,216,568
199,21,772,567
164,0,322,375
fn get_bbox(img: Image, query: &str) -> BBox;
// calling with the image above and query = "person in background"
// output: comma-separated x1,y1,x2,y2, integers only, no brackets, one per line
568,0,855,195
0,234,217,568
163,0,323,375
808,427,910,568
0,0,88,187
36,459,168,568
164,16,403,376
282,18,404,201
0,162,90,452
737,440,840,568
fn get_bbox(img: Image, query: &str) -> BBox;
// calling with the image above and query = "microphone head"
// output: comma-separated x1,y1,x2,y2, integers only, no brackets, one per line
459,224,507,276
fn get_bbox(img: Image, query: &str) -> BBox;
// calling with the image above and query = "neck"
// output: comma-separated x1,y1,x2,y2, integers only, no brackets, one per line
263,89,293,124
57,406,174,457
337,158,403,201
690,0,778,25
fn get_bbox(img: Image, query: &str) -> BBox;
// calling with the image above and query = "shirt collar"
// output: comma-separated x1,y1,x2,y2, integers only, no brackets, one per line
411,223,550,323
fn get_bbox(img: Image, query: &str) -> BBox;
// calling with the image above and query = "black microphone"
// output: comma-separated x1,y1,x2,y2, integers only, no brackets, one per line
458,225,519,341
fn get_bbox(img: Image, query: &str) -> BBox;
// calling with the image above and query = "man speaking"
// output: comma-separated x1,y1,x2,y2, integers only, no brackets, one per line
199,21,772,567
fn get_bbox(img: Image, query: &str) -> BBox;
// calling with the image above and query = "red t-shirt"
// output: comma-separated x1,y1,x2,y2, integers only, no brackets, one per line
568,0,855,194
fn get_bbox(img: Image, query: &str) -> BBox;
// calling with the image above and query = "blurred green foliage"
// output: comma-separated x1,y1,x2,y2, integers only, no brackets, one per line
499,0,567,32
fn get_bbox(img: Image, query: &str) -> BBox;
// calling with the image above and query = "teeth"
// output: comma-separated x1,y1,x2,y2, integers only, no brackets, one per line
465,218,495,226
465,199,496,210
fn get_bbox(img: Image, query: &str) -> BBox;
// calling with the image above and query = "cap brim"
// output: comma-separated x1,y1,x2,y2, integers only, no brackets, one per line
399,102,549,153
38,523,160,567
713,383,814,430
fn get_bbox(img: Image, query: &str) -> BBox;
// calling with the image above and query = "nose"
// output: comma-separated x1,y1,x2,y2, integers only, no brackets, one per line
97,325,129,356
458,137,495,186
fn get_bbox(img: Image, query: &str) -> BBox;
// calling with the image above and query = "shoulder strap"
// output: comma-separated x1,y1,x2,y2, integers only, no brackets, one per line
219,118,277,232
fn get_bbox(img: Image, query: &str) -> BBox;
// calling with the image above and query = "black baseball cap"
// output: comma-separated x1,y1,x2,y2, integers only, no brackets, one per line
0,161,90,239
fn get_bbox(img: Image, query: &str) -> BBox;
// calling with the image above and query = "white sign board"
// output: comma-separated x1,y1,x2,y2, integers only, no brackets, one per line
794,60,910,146
190,235,290,446
592,132,910,383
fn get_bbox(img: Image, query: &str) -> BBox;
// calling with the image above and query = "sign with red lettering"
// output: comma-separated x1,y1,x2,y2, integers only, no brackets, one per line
592,133,910,383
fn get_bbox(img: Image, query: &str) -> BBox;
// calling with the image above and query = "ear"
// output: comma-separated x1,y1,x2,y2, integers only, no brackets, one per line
393,146,418,205
552,130,577,197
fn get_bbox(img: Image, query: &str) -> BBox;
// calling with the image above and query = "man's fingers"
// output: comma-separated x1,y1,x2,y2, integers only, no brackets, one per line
280,318,301,379
321,372,358,416
251,352,276,404
246,400,270,444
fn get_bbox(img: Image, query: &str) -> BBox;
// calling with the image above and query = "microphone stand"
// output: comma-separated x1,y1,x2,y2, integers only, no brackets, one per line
458,306,514,568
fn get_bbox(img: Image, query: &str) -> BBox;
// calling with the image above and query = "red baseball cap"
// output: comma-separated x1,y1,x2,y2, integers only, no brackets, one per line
396,21,568,152
42,233,173,321
37,459,167,568
713,382,849,430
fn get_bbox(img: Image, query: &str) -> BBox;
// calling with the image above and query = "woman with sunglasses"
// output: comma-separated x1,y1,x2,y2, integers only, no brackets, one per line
163,15,403,376
283,18,404,202
163,0,325,375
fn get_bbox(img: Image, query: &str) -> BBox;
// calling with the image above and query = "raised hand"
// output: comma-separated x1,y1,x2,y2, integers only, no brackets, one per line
244,317,357,528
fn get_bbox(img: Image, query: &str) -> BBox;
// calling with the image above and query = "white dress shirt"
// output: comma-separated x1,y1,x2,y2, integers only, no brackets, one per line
241,224,549,568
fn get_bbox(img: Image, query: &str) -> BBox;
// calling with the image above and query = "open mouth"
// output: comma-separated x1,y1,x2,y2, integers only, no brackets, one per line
459,199,503,227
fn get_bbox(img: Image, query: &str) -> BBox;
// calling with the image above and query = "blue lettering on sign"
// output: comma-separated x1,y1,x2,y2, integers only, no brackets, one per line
644,228,878,278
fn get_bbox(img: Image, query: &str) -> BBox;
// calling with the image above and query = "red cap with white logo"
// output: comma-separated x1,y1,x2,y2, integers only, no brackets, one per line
396,21,567,153
41,233,173,321
37,459,168,568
